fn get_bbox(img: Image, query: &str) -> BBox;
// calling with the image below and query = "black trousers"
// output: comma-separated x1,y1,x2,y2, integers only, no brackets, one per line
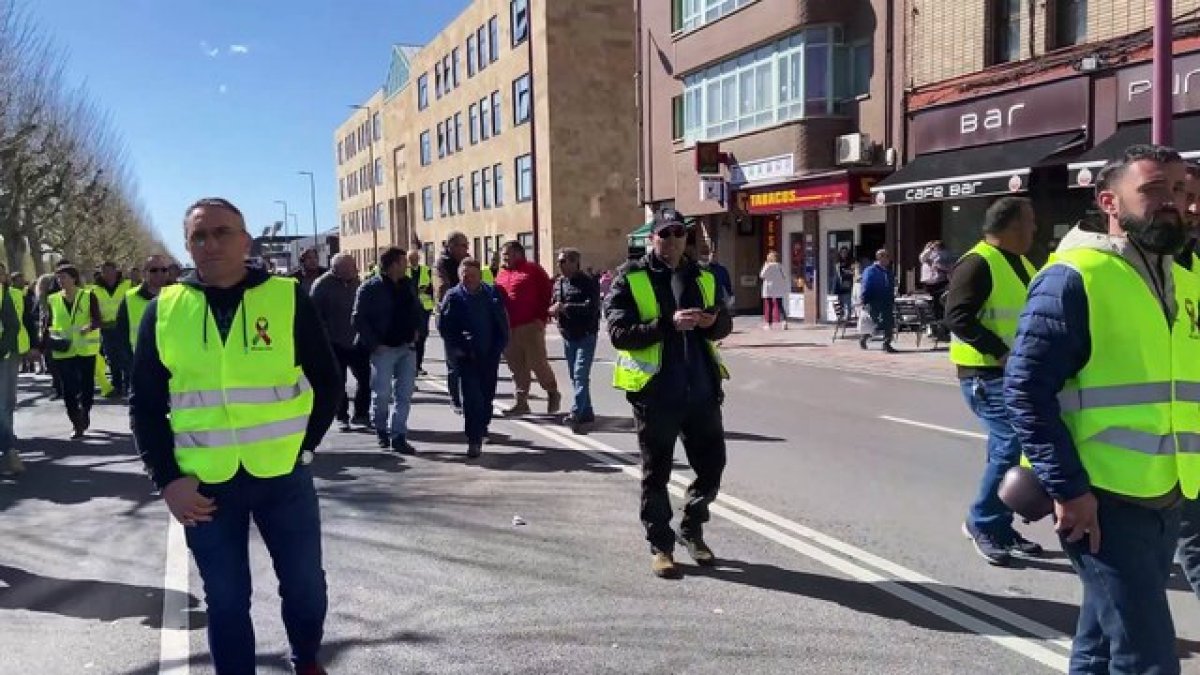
414,310,430,371
332,344,371,422
56,355,95,422
633,398,727,554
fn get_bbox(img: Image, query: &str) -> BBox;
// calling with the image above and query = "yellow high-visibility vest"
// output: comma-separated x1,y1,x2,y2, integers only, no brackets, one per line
482,267,495,284
612,268,729,392
949,241,1038,367
48,289,101,360
156,277,313,484
1051,247,1200,499
7,287,28,356
93,279,132,323
126,285,152,351
415,265,434,311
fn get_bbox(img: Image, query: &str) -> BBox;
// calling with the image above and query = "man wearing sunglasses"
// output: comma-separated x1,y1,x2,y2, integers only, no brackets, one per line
117,255,170,357
606,208,733,579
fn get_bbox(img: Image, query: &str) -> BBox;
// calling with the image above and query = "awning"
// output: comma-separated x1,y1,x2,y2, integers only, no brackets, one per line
628,220,653,248
870,132,1085,206
1068,115,1200,188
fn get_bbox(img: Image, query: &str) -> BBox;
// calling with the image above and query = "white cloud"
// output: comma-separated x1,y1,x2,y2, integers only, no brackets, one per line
229,44,249,55
199,40,219,57
218,84,228,95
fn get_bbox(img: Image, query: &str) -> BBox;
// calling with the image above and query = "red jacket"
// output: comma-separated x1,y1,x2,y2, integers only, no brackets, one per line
495,260,552,328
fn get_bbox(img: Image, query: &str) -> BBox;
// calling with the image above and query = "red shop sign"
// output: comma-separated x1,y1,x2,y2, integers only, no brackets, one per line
747,181,849,214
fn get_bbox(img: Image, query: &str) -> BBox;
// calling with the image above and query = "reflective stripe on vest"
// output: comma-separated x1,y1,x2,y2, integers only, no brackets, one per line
417,265,434,310
157,278,313,484
612,268,729,392
48,290,101,360
1051,248,1200,499
949,242,1037,367
126,287,151,351
93,280,131,323
8,288,28,355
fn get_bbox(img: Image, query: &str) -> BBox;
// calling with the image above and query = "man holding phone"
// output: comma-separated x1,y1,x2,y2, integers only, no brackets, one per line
606,208,733,580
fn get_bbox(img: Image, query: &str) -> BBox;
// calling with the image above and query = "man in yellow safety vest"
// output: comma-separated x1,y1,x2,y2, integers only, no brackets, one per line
1006,145,1200,672
606,208,733,579
408,248,434,376
945,197,1044,567
117,254,170,356
130,197,341,675
92,261,132,397
0,262,31,475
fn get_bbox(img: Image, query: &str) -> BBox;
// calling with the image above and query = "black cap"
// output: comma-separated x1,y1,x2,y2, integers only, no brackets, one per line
652,208,686,235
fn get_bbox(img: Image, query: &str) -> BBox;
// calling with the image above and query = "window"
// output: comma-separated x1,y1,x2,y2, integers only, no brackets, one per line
516,154,533,202
456,177,464,215
437,122,445,158
337,141,344,165
374,157,383,186
472,171,482,210
677,0,754,32
511,0,529,46
467,35,477,76
454,112,463,151
422,187,433,221
681,27,847,144
452,47,461,87
850,40,872,97
474,237,483,260
376,203,387,230
490,91,502,135
1053,0,1087,48
439,182,448,217
373,113,381,141
493,163,504,206
450,179,459,216
482,166,493,208
477,26,489,72
339,177,345,201
481,96,492,140
990,0,1022,65
469,103,479,144
517,232,534,252
444,117,454,155
420,131,431,166
672,95,684,141
489,16,500,62
434,62,442,99
513,74,531,125
443,55,452,92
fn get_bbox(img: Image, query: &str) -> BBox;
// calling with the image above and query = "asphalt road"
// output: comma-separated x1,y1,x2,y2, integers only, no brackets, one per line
2,327,1199,674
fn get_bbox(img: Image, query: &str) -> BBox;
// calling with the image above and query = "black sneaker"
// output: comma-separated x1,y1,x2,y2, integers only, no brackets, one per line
350,414,370,427
1005,531,1045,559
377,432,390,449
677,534,716,566
467,442,482,459
962,522,1011,567
338,419,351,432
391,436,416,455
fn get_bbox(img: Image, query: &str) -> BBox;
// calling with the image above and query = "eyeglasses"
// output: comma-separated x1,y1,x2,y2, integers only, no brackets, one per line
146,267,168,274
656,225,687,238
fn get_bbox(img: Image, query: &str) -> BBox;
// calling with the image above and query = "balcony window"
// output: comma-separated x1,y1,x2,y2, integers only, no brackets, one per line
677,0,754,33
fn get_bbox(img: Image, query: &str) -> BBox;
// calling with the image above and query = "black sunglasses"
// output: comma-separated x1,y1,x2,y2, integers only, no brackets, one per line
656,224,687,238
146,267,168,273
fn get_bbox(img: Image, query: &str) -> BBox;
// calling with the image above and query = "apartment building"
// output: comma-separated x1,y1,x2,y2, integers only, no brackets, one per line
637,0,902,322
334,0,640,273
877,0,1200,279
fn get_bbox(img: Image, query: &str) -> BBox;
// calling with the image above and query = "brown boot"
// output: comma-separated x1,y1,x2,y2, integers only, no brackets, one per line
503,393,531,416
546,390,562,415
651,552,682,579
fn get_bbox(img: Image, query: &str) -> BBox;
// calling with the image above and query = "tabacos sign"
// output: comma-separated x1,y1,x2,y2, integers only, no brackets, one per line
1116,50,1200,122
909,78,1089,155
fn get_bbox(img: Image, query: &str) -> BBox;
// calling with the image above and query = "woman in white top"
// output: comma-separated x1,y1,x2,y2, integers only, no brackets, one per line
759,250,789,330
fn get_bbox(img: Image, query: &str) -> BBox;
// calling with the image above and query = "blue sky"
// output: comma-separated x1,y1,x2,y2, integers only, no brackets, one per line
27,0,471,260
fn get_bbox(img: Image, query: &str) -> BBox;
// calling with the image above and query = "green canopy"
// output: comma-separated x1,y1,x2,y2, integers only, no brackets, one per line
628,220,653,249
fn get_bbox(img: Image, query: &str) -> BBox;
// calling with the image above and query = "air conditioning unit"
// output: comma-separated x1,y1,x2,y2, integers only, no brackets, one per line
836,133,872,166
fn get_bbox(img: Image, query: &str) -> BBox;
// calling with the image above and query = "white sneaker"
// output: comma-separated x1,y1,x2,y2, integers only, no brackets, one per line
3,448,23,475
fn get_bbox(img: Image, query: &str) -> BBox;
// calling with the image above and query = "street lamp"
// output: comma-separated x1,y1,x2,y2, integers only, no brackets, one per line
349,103,378,261
298,170,320,264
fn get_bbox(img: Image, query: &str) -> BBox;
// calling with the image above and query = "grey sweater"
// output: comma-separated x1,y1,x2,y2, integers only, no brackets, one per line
310,271,360,349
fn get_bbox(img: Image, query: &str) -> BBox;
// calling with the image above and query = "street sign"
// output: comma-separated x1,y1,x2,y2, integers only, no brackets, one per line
696,141,723,175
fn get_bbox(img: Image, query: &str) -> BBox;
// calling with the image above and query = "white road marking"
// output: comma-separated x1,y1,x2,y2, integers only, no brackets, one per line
419,376,1069,670
159,518,190,674
880,415,987,440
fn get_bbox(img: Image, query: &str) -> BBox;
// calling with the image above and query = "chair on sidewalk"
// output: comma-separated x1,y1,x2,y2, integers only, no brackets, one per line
830,299,858,342
893,296,945,350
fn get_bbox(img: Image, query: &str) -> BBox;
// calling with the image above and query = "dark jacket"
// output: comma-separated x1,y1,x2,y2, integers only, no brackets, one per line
129,265,341,490
291,266,327,295
435,249,460,303
352,273,423,351
552,272,600,340
310,271,359,349
860,262,895,310
605,252,733,407
438,283,509,365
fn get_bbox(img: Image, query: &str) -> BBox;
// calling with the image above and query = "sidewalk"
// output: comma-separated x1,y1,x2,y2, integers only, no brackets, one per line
719,315,957,385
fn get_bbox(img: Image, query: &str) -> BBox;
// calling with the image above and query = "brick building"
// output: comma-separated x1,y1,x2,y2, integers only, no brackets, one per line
636,0,902,322
334,0,641,273
877,1,1200,284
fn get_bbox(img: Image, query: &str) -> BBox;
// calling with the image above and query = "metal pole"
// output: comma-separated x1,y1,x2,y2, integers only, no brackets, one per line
1153,0,1174,146
299,171,319,264
526,0,543,266
274,199,288,266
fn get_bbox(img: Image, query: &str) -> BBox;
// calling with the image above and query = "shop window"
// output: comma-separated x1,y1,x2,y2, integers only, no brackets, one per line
1051,0,1087,49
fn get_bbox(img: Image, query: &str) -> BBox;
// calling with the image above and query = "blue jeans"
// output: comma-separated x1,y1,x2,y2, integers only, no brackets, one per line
370,345,417,440
1175,498,1200,600
457,355,500,443
1063,496,1180,675
186,466,327,673
960,375,1021,536
0,355,19,453
563,333,597,418
100,325,130,393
